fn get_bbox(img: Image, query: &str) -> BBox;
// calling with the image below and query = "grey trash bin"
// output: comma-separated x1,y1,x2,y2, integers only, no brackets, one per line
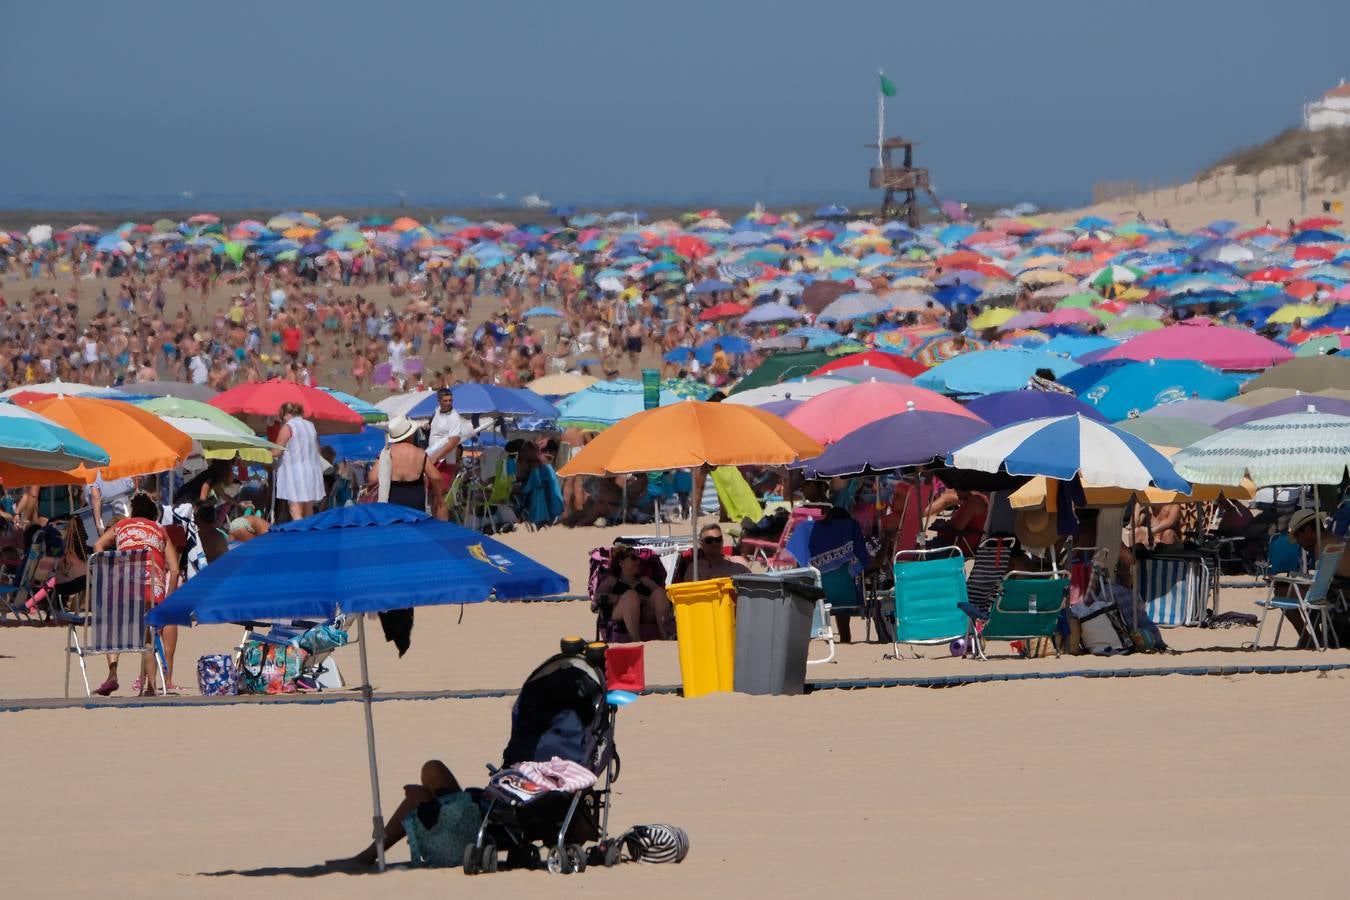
732,570,823,695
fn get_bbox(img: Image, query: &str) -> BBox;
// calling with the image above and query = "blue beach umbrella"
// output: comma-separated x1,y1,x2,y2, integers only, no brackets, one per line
0,402,110,470
320,425,387,462
804,410,991,476
964,390,1107,427
148,503,568,872
523,305,564,318
1069,359,1240,421
947,414,1190,491
915,349,1082,397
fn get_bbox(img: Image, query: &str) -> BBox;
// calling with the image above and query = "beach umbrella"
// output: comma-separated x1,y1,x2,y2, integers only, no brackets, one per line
690,279,733,295
740,302,804,325
964,390,1107,427
970,308,1019,330
947,414,1190,492
817,292,888,323
320,425,388,463
1230,387,1350,408
0,403,110,471
555,380,679,430
1068,358,1240,420
699,302,750,321
1170,408,1350,486
211,379,363,435
729,349,835,394
1139,398,1242,426
0,381,130,401
722,377,853,408
800,280,850,313
914,349,1082,397
136,396,277,463
122,380,218,402
1240,355,1350,394
321,388,389,424
1115,416,1216,447
0,396,191,485
1214,395,1350,429
1039,334,1119,358
785,381,979,444
558,401,823,576
803,410,992,476
812,350,927,378
148,503,568,872
526,373,598,396
374,390,436,421
823,366,912,385
1096,322,1293,370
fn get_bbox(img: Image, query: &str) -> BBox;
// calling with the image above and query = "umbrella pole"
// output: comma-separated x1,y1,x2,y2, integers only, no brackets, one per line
356,616,387,873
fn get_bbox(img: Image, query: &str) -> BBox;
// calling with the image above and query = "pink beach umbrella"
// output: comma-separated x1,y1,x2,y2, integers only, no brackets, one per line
1096,321,1294,370
785,380,980,444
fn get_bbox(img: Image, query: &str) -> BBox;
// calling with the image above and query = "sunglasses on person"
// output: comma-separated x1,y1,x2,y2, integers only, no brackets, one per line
702,534,724,545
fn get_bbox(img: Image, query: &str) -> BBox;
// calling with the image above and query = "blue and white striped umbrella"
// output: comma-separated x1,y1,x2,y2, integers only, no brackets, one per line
946,414,1190,492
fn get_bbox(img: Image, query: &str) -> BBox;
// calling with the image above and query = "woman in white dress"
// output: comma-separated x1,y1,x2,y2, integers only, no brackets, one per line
272,402,325,520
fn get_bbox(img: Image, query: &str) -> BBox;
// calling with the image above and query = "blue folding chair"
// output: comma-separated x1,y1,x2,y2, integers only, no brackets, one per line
888,547,969,659
1254,545,1345,651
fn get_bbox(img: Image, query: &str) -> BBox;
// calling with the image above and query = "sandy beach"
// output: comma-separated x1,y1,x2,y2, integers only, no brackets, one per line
4,519,1347,898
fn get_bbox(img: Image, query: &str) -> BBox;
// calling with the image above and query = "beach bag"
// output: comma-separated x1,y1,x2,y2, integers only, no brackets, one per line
196,654,238,697
239,640,307,694
297,622,349,655
1070,596,1131,655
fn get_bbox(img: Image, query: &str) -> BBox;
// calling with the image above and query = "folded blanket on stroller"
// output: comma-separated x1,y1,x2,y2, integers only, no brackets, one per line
491,757,598,803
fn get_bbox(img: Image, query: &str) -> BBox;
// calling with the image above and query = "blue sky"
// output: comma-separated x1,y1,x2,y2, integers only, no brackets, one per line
3,0,1348,209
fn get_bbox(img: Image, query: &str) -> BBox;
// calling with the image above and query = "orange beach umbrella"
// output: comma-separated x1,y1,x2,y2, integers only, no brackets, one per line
0,396,192,486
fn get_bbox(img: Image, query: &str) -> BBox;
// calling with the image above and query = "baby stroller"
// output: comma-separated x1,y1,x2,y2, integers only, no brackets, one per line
464,638,621,875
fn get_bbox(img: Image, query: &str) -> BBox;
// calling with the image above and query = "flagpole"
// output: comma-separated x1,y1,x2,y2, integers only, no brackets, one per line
877,69,885,169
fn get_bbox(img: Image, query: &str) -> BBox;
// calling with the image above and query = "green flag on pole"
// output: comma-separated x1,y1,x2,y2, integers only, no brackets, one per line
879,73,897,97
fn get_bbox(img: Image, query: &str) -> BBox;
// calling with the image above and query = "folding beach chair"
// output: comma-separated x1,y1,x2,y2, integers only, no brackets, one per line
0,523,68,626
1254,545,1345,651
965,536,1018,615
65,550,165,698
887,546,969,659
1136,551,1211,627
969,571,1069,660
741,505,826,570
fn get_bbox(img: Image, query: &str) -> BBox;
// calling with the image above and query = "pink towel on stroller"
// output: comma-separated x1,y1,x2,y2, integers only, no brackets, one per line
513,757,598,793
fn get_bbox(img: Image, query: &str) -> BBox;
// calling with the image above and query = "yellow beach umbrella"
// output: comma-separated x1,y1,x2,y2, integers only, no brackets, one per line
1009,446,1255,508
970,308,1018,330
1266,303,1325,325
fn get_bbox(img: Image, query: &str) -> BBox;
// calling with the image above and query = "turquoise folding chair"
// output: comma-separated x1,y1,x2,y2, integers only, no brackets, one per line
888,547,969,659
971,571,1069,660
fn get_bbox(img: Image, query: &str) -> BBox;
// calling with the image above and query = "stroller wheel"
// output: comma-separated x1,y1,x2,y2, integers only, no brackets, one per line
566,844,587,874
463,843,481,876
547,846,570,874
480,841,498,873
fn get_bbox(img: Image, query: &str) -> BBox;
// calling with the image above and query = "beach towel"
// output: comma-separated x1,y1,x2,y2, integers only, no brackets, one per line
711,466,763,524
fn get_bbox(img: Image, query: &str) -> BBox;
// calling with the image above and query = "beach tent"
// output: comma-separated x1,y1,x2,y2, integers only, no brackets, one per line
149,504,568,872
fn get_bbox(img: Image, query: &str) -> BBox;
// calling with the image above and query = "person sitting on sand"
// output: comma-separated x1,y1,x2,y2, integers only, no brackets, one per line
597,545,674,640
336,760,481,868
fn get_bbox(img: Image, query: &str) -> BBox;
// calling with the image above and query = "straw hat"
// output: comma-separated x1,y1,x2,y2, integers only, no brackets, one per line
1288,508,1320,534
1014,509,1058,550
386,415,419,444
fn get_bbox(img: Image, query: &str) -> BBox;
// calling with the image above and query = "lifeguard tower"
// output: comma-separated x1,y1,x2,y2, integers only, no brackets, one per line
867,137,943,227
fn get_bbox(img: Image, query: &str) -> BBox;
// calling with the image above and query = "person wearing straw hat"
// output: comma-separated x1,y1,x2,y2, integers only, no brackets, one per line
369,416,443,512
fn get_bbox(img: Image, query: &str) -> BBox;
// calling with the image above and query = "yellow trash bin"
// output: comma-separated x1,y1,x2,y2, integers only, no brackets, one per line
668,577,736,697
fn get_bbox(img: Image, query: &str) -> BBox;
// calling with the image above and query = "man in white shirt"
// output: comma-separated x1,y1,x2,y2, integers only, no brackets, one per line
427,388,466,520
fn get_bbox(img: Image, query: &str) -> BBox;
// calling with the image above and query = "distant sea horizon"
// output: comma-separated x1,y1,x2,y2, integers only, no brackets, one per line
0,187,1085,216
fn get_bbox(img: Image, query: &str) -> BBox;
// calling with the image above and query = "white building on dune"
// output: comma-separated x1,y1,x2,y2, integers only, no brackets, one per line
1305,80,1350,130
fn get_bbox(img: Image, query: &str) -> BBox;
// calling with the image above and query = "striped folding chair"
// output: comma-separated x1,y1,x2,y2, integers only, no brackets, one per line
66,550,165,698
1137,552,1209,627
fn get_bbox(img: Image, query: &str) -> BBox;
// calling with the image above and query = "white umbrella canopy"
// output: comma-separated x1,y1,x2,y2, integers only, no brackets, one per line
721,377,853,407
1169,407,1350,487
375,390,435,420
